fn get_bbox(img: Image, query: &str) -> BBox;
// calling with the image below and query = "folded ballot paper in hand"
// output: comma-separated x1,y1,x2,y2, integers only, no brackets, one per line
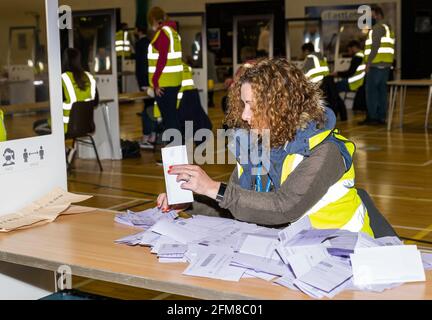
161,145,194,205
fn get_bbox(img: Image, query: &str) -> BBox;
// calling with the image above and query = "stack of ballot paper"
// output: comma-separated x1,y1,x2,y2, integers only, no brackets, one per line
114,207,178,228
114,209,428,298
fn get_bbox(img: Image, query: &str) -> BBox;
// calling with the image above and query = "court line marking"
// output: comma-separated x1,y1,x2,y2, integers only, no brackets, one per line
352,135,432,142
151,292,172,300
73,191,153,202
356,144,429,150
74,278,95,290
357,159,432,167
72,169,165,180
356,182,427,190
409,223,432,243
369,193,432,202
107,200,141,211
72,169,233,181
393,225,432,233
212,172,233,180
75,158,432,174
68,179,159,198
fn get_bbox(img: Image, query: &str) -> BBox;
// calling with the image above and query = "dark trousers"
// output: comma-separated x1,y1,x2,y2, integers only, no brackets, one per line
335,78,350,93
154,86,181,143
178,89,212,144
365,67,390,121
336,80,366,112
141,98,156,136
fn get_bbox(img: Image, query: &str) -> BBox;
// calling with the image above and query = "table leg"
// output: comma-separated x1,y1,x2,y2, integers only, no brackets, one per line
101,103,115,157
387,85,393,131
399,85,406,128
425,85,432,129
387,85,394,130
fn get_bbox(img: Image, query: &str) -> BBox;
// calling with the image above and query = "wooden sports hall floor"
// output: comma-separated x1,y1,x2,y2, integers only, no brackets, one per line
7,88,432,299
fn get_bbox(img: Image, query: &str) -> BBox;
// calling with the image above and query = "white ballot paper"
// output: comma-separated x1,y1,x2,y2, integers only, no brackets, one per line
422,252,432,270
296,257,353,293
238,234,280,260
151,219,206,244
161,145,194,205
286,246,330,278
231,252,289,276
278,216,312,245
351,245,426,287
183,247,245,281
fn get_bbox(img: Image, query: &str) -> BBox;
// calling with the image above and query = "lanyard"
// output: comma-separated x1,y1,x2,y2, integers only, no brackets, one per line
255,164,272,193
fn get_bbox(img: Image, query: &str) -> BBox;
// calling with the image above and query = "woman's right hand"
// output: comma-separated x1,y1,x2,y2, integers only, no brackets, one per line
157,193,190,213
155,87,165,97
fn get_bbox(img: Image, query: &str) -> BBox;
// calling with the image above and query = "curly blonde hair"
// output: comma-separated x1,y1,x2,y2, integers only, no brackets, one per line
224,58,326,148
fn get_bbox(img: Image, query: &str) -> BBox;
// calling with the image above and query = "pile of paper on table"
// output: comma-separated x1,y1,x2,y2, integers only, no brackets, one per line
115,207,178,228
115,207,430,299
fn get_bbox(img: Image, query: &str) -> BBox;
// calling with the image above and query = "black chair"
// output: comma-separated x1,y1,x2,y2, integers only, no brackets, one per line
65,99,103,172
320,76,347,121
357,188,398,238
352,85,367,113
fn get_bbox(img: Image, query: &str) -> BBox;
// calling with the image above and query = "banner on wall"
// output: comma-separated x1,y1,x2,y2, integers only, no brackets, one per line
305,3,397,62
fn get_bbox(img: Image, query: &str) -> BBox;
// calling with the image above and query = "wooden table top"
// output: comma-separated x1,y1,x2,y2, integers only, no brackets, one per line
0,209,430,300
387,79,432,86
119,91,149,102
1,101,50,115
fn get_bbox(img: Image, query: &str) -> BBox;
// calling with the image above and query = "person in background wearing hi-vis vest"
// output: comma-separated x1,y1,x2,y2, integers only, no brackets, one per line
116,23,133,93
33,48,98,136
115,23,132,59
147,6,183,145
331,40,367,113
0,110,6,142
302,43,347,121
332,40,366,93
156,58,381,236
302,42,330,84
152,62,212,145
135,26,158,150
359,5,395,126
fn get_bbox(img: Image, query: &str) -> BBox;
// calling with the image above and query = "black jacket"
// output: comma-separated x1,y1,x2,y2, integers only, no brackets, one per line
135,36,150,88
337,55,363,79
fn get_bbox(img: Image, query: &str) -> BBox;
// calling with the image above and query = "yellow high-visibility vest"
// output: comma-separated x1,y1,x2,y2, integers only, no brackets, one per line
62,71,97,133
364,24,395,64
176,63,196,108
348,51,366,91
305,53,330,83
237,129,374,236
115,30,132,58
147,26,183,88
0,110,6,142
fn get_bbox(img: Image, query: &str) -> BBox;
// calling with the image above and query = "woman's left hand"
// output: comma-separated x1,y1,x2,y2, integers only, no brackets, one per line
168,165,221,200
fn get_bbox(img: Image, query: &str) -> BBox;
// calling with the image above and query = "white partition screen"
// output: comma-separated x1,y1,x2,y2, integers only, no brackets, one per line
0,0,67,215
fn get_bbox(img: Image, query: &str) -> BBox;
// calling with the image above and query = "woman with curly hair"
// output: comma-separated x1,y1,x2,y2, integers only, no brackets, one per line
157,57,373,235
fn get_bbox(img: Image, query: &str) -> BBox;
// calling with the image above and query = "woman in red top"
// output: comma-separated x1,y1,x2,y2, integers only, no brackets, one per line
147,7,183,144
